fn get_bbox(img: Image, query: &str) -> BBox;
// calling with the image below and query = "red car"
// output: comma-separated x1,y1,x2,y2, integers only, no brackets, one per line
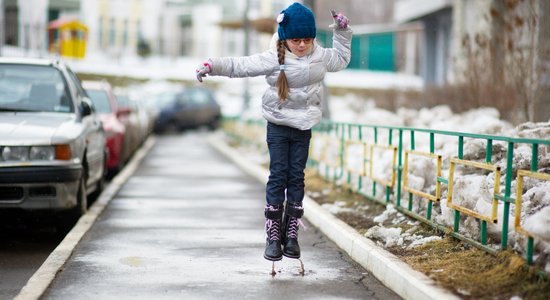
83,80,126,175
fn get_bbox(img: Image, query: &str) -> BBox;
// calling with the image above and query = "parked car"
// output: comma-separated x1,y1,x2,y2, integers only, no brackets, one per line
154,87,221,133
82,80,126,175
119,92,152,145
132,97,154,142
132,80,181,133
114,91,142,163
0,57,106,222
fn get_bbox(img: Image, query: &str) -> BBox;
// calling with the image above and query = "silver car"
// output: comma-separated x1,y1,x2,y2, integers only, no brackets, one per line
0,58,106,222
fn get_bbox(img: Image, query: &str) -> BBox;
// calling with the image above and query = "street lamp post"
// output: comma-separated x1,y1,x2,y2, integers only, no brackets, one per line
0,0,4,56
242,0,251,113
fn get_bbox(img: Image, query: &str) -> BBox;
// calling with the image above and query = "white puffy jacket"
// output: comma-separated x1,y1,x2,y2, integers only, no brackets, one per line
209,27,352,130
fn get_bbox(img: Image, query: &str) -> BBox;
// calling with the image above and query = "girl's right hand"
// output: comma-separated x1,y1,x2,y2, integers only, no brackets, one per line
196,61,212,83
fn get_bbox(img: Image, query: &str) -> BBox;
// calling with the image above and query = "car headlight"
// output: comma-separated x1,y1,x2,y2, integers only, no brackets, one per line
30,146,56,160
1,145,71,161
1,146,29,161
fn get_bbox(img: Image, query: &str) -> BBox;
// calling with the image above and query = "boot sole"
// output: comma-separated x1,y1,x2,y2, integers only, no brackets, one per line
264,254,283,261
282,251,300,259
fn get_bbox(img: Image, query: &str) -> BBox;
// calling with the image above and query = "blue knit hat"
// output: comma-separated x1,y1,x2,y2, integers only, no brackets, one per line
277,2,316,40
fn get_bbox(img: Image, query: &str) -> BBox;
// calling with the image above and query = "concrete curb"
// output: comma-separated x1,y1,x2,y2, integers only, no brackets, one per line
14,137,157,300
207,134,460,300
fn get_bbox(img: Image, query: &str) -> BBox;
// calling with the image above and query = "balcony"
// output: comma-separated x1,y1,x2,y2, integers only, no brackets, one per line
394,0,453,23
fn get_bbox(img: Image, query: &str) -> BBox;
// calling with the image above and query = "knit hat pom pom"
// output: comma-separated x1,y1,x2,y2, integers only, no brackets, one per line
277,13,285,24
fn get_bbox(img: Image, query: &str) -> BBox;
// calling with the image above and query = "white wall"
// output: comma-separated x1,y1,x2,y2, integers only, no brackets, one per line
395,0,453,23
192,4,223,58
141,0,162,45
18,0,48,52
80,0,99,54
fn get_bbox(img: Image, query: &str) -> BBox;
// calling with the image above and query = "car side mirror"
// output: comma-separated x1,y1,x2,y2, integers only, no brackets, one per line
81,98,94,117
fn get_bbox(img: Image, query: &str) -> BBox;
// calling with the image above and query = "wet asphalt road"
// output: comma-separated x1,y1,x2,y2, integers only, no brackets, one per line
42,132,400,300
0,211,68,299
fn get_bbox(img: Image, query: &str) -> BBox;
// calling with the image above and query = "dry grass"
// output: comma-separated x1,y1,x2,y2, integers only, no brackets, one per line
399,239,550,299
305,169,550,299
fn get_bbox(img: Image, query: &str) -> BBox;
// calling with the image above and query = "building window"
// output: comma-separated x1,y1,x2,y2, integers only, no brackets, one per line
123,19,128,47
98,17,104,48
109,18,116,47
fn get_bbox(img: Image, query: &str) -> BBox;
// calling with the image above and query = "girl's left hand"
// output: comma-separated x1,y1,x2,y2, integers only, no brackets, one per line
196,61,212,83
330,10,349,30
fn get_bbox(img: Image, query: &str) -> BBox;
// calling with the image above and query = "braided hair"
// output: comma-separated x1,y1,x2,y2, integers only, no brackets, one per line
276,39,289,102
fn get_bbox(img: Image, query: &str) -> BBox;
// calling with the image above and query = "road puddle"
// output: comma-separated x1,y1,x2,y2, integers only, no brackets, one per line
120,256,144,267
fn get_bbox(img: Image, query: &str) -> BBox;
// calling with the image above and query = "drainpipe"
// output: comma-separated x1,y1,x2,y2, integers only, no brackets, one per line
242,0,251,113
0,0,4,56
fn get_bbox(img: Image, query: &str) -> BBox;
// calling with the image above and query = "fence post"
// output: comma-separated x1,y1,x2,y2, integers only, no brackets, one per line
396,129,403,207
358,125,363,191
501,141,514,250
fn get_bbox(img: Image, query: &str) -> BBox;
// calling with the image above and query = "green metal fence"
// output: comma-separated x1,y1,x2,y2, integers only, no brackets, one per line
222,117,550,266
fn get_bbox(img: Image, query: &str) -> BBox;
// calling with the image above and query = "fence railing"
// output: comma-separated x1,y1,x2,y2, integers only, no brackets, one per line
222,116,550,266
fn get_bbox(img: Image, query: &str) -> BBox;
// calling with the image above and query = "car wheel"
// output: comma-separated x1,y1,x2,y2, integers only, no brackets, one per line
70,176,87,220
90,152,107,201
89,171,105,201
75,177,88,215
164,120,179,134
208,115,221,131
56,176,87,233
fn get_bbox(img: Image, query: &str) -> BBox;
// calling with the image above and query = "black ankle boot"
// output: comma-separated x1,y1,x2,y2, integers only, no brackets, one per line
282,202,304,258
264,204,283,261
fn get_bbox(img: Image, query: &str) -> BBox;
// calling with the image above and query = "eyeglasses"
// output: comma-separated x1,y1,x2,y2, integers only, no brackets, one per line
288,38,314,45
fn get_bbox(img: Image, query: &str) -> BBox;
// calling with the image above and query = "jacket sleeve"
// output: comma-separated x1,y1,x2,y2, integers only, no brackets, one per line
323,27,353,72
209,50,277,78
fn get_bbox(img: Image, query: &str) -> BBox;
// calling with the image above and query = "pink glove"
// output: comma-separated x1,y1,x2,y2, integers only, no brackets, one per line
330,10,349,30
196,61,212,83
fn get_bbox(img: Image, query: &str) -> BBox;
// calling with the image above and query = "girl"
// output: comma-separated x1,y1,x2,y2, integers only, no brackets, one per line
196,2,351,261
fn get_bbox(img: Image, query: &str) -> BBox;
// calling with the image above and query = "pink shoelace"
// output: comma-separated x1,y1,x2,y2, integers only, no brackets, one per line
265,219,281,241
286,217,305,239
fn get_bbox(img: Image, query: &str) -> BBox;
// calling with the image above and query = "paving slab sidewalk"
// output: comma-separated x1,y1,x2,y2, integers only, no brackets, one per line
32,133,399,300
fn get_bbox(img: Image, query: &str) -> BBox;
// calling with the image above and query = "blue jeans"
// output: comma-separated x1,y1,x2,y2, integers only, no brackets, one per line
265,122,312,206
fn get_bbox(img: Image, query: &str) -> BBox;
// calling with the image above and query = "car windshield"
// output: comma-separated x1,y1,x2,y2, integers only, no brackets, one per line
0,64,73,113
116,94,130,109
186,89,212,105
154,92,177,108
86,89,112,113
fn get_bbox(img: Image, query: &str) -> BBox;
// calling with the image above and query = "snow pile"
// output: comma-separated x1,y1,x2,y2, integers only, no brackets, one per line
373,204,398,224
524,206,550,241
407,236,443,248
514,122,550,140
396,106,514,136
331,97,404,127
365,222,442,249
321,201,356,215
307,188,331,199
365,226,404,247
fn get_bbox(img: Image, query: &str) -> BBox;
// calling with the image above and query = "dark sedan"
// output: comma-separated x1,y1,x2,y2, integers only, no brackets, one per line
154,87,221,133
